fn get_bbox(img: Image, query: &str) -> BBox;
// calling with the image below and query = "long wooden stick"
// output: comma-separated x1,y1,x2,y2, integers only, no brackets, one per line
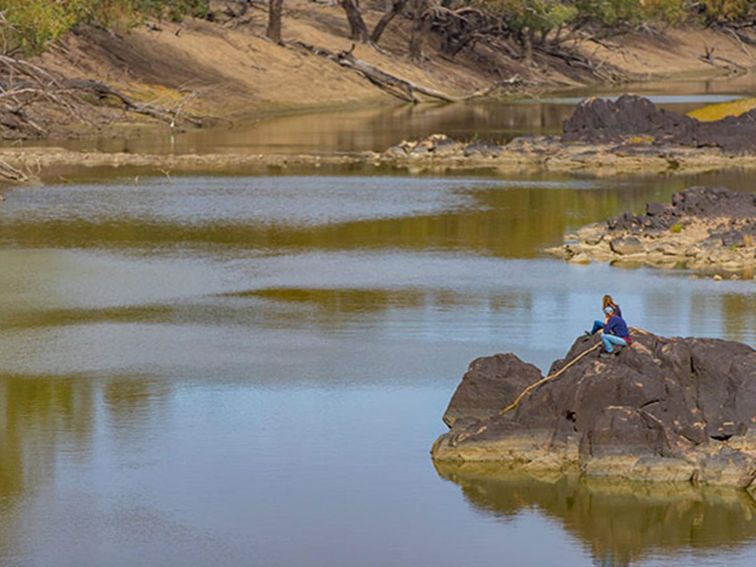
498,343,601,416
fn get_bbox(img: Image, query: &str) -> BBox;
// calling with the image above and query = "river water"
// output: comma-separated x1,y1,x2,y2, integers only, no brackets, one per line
1,88,755,566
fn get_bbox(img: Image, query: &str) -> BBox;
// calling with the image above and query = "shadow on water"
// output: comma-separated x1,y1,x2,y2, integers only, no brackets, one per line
435,462,756,567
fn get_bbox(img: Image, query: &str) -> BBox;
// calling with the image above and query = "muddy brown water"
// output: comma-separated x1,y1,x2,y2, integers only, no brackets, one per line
26,74,756,156
1,88,756,566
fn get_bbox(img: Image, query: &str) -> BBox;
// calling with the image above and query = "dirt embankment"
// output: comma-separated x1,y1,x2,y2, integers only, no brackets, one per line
3,0,755,143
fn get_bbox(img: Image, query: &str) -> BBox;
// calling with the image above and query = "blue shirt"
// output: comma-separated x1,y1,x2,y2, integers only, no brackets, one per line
604,314,629,338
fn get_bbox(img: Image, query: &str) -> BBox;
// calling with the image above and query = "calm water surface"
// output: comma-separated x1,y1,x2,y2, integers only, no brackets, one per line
39,74,756,156
0,169,755,566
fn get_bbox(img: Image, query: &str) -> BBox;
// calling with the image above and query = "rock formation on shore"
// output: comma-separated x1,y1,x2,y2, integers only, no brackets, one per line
384,95,756,158
548,186,755,277
562,95,756,154
431,330,756,489
378,96,756,174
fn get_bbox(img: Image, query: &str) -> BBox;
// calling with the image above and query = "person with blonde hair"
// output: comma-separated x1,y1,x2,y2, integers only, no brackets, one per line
586,295,622,336
585,295,632,357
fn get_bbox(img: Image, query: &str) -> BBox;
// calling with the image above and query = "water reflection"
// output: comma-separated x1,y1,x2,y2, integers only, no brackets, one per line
19,74,755,156
435,462,756,567
0,171,754,565
1,172,753,257
0,375,95,501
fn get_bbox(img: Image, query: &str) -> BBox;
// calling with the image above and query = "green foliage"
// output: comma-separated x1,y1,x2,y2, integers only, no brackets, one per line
0,0,75,53
0,0,209,54
642,0,687,24
701,0,753,22
478,0,578,34
571,0,688,26
477,0,691,33
570,0,652,26
670,222,683,233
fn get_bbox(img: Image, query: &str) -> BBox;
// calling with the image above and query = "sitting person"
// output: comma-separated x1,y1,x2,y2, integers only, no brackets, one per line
592,305,632,357
587,295,622,336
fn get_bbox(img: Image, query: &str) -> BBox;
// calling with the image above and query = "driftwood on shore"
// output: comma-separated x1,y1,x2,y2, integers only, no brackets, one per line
60,79,204,127
0,53,207,142
289,41,522,103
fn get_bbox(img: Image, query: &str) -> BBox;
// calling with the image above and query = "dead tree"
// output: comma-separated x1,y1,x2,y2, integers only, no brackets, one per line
340,0,370,42
339,0,412,46
408,0,430,62
266,0,285,44
371,0,409,44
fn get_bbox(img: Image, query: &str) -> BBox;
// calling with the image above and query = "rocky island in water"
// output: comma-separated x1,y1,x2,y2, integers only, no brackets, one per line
432,330,756,491
548,186,755,278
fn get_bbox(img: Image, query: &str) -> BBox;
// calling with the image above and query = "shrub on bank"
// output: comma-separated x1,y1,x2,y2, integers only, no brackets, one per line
480,0,752,31
0,0,209,54
701,0,753,23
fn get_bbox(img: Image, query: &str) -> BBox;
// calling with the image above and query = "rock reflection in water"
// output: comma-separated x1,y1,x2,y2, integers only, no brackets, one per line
435,462,756,566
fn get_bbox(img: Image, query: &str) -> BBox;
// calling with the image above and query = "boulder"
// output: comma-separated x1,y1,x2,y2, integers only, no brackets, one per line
463,142,502,158
610,236,644,255
646,202,666,216
442,353,541,428
431,331,756,488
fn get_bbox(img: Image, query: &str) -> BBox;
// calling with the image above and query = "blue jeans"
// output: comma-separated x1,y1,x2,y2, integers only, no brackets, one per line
590,320,604,334
602,334,627,353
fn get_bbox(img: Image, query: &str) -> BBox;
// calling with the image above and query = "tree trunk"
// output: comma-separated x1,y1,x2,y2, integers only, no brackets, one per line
523,28,534,66
408,0,427,62
340,0,370,42
370,0,408,45
266,0,284,44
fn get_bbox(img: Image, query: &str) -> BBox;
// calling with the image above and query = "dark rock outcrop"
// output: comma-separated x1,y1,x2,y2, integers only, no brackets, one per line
431,330,756,488
443,354,541,428
612,186,756,231
563,95,756,154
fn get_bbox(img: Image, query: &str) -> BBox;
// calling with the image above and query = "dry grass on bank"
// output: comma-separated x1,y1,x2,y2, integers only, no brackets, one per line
688,97,756,121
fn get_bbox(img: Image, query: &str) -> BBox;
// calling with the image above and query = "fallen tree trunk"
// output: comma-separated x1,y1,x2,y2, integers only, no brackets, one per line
0,52,209,140
334,48,457,102
289,40,525,103
0,158,29,183
61,79,204,127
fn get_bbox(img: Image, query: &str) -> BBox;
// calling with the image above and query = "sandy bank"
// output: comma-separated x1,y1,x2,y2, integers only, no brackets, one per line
4,0,753,143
